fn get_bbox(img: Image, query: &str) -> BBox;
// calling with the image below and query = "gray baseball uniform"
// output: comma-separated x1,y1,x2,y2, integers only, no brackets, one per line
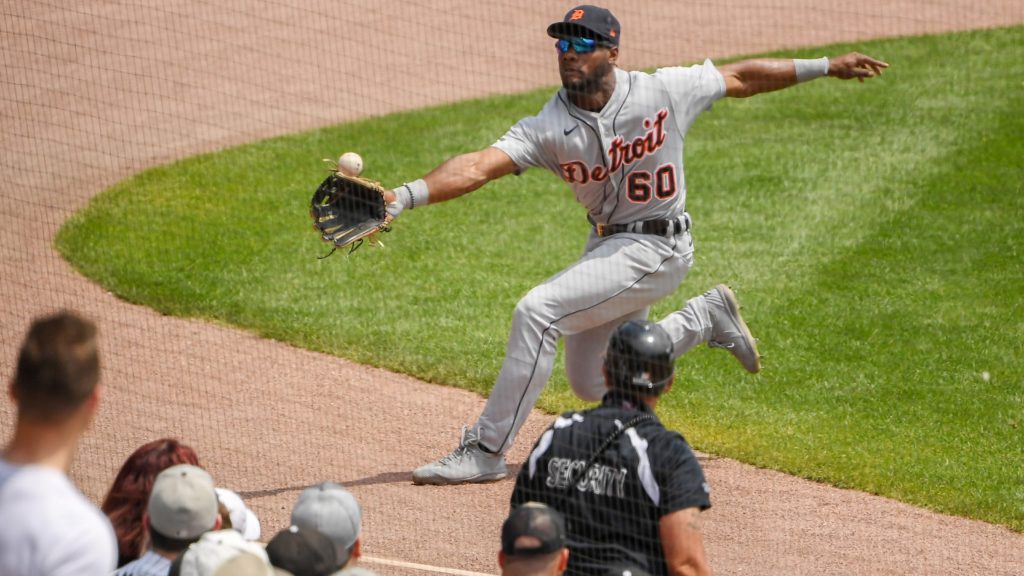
479,60,726,453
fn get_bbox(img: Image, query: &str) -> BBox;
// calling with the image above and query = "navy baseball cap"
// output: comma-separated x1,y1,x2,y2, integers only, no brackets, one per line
266,525,338,576
547,5,620,46
501,502,567,557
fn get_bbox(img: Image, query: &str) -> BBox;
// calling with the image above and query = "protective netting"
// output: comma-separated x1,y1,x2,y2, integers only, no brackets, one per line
1,2,1021,574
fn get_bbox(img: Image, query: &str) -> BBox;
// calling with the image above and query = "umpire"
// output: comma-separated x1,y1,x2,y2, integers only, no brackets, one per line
511,320,711,576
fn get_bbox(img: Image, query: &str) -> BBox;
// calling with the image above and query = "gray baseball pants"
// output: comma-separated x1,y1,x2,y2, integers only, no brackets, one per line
475,227,713,453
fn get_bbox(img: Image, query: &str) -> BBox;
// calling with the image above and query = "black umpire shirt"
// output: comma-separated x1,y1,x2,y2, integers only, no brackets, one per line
510,390,711,576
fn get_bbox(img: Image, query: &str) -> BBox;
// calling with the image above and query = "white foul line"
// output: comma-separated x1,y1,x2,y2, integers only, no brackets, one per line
361,555,496,576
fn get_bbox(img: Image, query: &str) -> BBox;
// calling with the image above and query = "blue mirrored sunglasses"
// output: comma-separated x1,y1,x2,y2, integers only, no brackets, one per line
555,37,603,54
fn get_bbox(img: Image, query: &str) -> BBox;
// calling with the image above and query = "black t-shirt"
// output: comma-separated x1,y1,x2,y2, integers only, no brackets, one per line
510,391,710,576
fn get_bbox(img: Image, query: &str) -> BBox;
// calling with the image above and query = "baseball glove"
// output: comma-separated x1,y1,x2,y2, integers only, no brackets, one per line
310,172,391,257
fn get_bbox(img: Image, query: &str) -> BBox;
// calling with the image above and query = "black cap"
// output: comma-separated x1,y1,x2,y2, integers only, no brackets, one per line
501,502,567,557
546,5,620,46
266,525,338,576
604,320,675,394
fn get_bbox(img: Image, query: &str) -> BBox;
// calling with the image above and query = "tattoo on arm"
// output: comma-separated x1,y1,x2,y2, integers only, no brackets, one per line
686,511,703,532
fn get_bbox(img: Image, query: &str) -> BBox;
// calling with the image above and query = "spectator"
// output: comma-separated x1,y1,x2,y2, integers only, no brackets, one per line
115,464,222,575
0,311,117,574
215,486,262,540
291,482,374,575
102,438,201,566
266,524,337,576
511,320,712,576
499,502,570,576
217,500,233,531
171,529,272,576
215,552,283,576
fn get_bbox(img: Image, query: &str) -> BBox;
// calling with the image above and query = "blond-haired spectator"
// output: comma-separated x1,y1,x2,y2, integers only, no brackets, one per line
215,487,261,540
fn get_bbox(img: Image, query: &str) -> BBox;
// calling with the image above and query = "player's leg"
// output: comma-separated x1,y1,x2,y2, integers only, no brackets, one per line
476,234,691,453
657,293,711,357
412,233,691,485
564,307,650,401
562,237,760,405
659,284,761,373
564,284,761,404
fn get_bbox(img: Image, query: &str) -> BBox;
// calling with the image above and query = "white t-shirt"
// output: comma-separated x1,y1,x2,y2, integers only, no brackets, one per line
0,458,117,576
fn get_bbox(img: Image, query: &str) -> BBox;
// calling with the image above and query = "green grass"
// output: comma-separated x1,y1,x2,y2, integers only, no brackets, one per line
57,27,1024,530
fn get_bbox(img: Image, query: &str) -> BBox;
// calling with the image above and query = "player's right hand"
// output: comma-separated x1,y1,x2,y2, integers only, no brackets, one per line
828,52,889,82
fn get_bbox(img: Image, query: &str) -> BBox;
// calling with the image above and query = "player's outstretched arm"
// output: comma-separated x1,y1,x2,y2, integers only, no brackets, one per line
385,147,518,219
718,52,888,98
422,146,519,202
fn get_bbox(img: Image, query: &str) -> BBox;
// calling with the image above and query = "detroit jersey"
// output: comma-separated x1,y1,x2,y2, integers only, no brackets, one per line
493,59,725,226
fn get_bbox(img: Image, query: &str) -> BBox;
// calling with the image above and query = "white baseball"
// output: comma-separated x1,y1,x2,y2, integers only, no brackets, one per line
981,371,991,382
337,152,363,176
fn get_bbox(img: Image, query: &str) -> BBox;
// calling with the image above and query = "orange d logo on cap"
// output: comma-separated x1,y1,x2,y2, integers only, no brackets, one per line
547,6,621,47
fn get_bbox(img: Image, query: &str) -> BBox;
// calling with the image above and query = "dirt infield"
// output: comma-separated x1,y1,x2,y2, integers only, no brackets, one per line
2,1,1022,574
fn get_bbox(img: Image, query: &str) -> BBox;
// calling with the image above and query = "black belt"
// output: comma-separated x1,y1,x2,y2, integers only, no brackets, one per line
594,214,691,238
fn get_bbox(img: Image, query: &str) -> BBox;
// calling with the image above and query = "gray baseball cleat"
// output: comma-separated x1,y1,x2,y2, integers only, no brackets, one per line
705,284,761,373
412,426,507,485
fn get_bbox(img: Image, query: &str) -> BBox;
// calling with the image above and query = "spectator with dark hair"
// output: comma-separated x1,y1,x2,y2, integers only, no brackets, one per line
115,463,222,576
499,502,570,576
102,438,201,566
0,311,117,574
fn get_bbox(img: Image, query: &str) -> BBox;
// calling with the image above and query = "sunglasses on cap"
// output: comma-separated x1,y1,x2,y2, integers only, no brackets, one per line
555,37,610,54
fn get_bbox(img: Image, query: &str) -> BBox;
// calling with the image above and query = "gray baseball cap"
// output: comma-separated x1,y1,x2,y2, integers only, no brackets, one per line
290,482,361,566
148,464,219,540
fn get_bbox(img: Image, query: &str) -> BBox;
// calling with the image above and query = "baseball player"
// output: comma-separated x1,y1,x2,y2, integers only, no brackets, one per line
511,320,710,576
384,5,888,485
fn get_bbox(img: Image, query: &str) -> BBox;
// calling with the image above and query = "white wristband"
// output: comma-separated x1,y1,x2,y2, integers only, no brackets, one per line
794,57,829,83
395,178,429,210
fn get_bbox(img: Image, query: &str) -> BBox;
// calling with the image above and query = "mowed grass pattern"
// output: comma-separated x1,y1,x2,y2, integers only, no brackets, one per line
58,27,1024,530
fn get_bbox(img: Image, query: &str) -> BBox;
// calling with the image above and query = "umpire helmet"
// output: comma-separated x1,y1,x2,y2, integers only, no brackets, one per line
604,320,675,395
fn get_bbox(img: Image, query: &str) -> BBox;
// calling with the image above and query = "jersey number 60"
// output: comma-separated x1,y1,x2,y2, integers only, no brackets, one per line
626,164,677,203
